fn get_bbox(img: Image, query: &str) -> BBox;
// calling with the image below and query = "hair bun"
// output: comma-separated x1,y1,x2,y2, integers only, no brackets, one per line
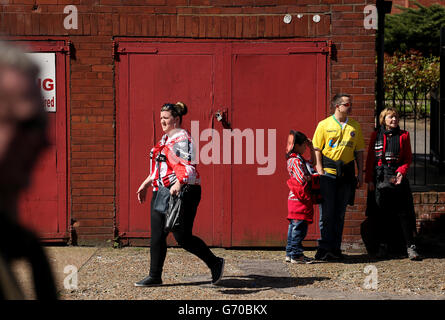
175,102,188,117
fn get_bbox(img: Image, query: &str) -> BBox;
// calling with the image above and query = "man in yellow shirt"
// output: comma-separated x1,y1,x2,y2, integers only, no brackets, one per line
312,94,365,261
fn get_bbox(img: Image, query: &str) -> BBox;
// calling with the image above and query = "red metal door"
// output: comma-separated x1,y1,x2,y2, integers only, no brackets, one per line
229,42,327,246
116,40,328,247
117,42,225,245
15,40,69,242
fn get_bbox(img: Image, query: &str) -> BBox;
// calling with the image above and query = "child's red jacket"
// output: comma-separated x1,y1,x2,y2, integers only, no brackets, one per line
286,153,318,223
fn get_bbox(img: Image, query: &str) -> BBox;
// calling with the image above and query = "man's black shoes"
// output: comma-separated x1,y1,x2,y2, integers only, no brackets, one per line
315,248,328,260
315,248,345,261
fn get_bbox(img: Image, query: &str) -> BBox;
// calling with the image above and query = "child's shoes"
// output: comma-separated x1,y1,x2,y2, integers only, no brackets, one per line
290,255,314,264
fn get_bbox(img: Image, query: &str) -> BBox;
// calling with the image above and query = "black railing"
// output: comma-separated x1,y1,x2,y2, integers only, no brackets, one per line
384,93,445,191
431,93,445,167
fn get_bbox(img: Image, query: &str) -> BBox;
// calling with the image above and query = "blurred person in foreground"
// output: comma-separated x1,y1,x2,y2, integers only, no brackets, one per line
0,41,57,299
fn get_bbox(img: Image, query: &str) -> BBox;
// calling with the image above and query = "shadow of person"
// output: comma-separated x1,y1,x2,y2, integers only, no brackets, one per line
416,231,445,259
322,253,409,264
152,274,330,295
216,274,330,295
331,254,383,264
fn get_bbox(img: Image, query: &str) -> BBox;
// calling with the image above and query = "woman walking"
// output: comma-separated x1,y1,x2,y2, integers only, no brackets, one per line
135,102,225,286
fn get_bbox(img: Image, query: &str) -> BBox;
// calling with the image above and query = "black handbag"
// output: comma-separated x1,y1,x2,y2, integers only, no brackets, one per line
164,189,184,233
375,159,398,191
153,186,171,214
152,154,171,214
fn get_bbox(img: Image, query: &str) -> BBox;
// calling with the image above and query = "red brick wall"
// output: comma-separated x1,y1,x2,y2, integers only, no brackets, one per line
413,192,445,234
1,0,377,246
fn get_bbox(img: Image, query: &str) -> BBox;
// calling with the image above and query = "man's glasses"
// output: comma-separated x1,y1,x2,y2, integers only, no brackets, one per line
339,102,351,107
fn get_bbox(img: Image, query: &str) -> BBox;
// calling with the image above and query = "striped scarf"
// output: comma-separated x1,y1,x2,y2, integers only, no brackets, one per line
375,126,401,170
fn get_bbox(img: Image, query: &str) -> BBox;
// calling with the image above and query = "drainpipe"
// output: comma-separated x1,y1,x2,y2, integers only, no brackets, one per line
375,0,392,128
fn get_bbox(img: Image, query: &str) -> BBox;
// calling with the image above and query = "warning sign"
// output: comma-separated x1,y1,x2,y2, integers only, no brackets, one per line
26,52,56,112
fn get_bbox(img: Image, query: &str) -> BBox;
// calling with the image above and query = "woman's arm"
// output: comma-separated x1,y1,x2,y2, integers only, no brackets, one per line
395,131,412,184
137,174,153,204
166,132,197,195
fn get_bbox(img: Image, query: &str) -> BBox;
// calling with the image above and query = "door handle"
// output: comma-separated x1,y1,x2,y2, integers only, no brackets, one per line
215,109,231,129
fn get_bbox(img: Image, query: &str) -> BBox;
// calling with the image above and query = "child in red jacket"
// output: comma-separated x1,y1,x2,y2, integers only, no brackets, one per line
285,130,319,264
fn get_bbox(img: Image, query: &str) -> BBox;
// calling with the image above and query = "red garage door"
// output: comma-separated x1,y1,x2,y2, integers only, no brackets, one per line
14,40,69,242
116,42,223,246
230,43,327,246
116,39,328,247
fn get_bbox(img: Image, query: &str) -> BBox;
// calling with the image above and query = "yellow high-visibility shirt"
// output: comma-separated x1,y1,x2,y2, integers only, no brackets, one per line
312,115,365,175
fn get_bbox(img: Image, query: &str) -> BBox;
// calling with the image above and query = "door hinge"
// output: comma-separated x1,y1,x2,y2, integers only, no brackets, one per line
112,41,119,60
325,40,333,58
32,41,72,55
59,41,72,56
113,42,158,60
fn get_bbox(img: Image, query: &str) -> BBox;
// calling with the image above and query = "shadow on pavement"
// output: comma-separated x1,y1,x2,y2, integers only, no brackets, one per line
152,275,330,295
216,275,330,295
325,247,445,264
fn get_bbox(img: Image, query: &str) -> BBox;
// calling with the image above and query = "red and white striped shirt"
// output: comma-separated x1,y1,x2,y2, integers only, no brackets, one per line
149,129,201,191
287,153,314,201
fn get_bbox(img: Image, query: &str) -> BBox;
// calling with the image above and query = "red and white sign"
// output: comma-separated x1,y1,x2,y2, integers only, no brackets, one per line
26,52,56,112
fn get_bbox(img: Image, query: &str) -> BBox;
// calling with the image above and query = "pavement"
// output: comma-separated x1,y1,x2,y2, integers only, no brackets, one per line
10,244,445,301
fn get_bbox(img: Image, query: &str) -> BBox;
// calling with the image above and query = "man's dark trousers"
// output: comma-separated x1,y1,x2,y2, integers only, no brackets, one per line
318,173,354,252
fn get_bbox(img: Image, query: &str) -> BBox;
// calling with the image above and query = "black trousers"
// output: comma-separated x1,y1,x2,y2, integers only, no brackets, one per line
149,185,218,278
374,178,417,249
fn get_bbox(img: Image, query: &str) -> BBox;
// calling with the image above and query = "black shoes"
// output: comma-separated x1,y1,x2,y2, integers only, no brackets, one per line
315,248,345,261
211,257,225,285
331,249,345,260
315,248,328,260
135,257,225,287
134,275,162,287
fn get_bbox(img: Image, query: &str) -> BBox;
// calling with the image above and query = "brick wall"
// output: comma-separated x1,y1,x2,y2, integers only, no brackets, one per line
1,0,376,246
413,192,445,234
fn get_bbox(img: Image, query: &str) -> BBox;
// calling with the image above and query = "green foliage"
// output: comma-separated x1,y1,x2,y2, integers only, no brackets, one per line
384,50,440,117
385,2,445,56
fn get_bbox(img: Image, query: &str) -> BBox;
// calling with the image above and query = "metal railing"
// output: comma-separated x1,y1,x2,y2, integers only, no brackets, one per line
384,93,445,191
431,93,445,167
